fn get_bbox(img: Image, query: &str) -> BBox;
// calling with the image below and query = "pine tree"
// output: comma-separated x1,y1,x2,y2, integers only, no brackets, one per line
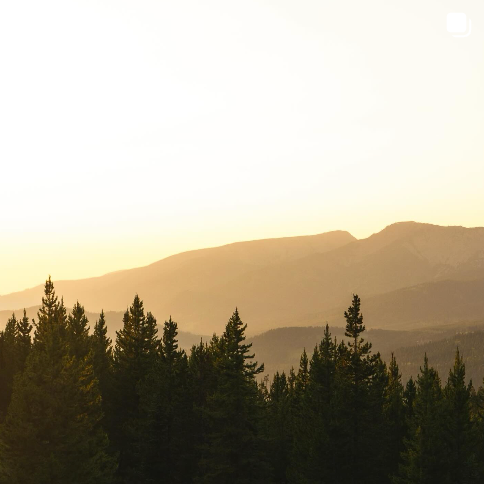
403,377,416,421
33,276,64,350
383,354,406,480
295,348,309,396
442,349,479,483
67,301,91,360
339,294,381,483
0,311,33,419
367,354,390,483
188,337,220,480
110,295,159,483
0,278,116,484
197,308,269,483
141,316,193,483
266,371,292,483
305,325,339,483
0,315,17,418
394,355,447,484
473,378,484,480
15,309,32,371
92,310,112,408
287,349,312,483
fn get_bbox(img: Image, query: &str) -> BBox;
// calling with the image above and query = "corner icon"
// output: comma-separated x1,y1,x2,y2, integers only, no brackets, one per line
447,13,472,37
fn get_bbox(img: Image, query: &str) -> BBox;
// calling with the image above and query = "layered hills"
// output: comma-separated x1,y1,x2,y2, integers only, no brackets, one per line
2,222,484,335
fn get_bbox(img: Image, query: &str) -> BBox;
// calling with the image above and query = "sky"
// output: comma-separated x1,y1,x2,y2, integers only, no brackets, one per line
0,0,483,295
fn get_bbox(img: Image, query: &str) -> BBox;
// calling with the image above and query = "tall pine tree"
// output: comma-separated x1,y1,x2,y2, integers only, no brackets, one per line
197,308,269,483
0,315,17,419
67,301,91,360
394,355,447,484
442,349,479,483
92,310,113,414
140,316,193,482
110,295,159,483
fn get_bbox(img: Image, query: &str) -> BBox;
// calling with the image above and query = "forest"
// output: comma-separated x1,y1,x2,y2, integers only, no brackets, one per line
1,277,484,483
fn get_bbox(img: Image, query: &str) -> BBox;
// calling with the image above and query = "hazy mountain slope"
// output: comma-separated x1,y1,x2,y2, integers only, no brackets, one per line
0,230,354,328
154,223,484,332
2,222,484,334
353,277,484,330
289,276,484,331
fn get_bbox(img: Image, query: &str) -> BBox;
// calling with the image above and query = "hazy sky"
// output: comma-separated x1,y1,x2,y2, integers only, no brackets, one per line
0,0,483,295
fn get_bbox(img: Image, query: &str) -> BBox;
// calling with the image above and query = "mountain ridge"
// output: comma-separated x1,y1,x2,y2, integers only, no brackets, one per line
2,222,484,334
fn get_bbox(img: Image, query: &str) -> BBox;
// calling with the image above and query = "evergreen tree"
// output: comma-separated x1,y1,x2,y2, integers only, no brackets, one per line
197,308,269,483
394,355,447,484
383,354,406,481
266,371,292,483
67,301,91,360
33,276,64,350
188,337,220,480
442,349,479,483
15,309,32,371
141,316,193,483
92,310,113,408
338,294,382,483
110,295,159,483
473,378,484,480
305,325,339,483
287,348,313,483
403,377,417,421
0,278,115,484
0,315,17,418
0,311,33,420
367,355,390,483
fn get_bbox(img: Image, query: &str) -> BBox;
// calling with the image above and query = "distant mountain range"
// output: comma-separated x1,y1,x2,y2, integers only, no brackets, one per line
2,222,484,335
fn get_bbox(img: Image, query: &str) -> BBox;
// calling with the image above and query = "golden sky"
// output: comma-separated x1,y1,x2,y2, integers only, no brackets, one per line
0,0,483,295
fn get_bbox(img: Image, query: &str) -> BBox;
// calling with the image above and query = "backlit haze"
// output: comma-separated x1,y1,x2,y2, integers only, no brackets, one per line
1,0,483,295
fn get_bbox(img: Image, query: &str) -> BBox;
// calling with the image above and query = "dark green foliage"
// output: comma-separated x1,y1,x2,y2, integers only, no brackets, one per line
110,295,159,483
394,355,447,483
473,378,484,479
92,311,112,395
33,277,65,351
0,315,18,418
337,294,385,483
67,301,91,360
92,310,113,426
188,337,220,480
403,377,417,419
140,316,193,483
197,308,269,483
0,310,33,419
307,326,338,482
0,278,115,484
442,349,479,483
266,371,292,483
2,286,484,483
383,354,406,479
16,309,33,370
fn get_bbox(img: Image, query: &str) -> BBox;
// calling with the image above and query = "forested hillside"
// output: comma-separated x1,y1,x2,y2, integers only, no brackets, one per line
1,279,484,483
394,331,484,385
